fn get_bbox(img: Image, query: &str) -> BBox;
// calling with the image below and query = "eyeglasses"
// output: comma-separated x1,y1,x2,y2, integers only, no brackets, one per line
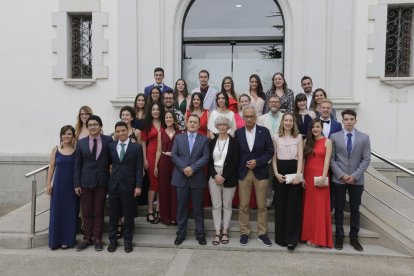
88,123,100,128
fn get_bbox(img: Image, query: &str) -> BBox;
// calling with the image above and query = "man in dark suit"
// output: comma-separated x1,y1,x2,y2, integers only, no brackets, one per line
171,114,209,245
319,99,342,138
107,121,143,253
330,109,371,252
235,105,274,247
144,67,172,97
74,115,112,251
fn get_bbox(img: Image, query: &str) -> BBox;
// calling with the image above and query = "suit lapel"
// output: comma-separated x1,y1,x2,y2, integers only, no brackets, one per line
240,127,250,152
252,126,261,152
350,130,360,156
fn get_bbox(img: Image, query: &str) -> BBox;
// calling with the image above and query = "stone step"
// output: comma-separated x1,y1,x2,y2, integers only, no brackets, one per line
93,233,410,258
104,217,380,245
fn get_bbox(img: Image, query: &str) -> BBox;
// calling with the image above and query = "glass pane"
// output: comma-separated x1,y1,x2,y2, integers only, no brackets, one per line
182,45,232,91
232,44,284,94
184,0,283,41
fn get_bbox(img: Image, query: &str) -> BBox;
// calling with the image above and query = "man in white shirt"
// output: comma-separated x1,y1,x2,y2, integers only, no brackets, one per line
257,95,283,208
300,76,314,109
191,69,218,111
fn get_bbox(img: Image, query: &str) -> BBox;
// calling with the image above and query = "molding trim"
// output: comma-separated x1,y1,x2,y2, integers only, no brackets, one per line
110,97,135,107
331,98,360,109
380,77,414,89
63,79,96,89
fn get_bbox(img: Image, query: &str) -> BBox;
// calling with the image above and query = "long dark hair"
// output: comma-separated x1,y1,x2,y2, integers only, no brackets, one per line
147,86,162,105
162,110,179,130
221,76,237,100
134,93,146,116
249,74,265,100
271,72,288,92
60,125,75,147
173,78,188,98
189,92,205,112
143,101,165,135
293,93,308,125
303,118,323,157
310,88,327,112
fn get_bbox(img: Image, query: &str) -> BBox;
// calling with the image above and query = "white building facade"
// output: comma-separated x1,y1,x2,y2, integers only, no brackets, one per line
0,0,413,161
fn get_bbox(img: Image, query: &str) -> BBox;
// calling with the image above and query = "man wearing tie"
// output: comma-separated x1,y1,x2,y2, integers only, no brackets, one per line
171,114,209,245
144,67,172,97
319,99,342,138
330,109,371,251
236,105,274,247
74,115,112,251
107,121,143,253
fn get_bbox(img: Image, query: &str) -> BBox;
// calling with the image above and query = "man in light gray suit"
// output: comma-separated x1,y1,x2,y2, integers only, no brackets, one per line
330,109,371,252
171,114,209,246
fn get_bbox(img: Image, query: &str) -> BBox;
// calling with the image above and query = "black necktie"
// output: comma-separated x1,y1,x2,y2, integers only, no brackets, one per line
322,120,330,124
92,138,97,159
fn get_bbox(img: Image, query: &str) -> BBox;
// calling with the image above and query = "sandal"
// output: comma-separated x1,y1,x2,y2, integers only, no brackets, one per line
212,234,221,245
221,233,229,244
147,212,156,224
154,211,160,224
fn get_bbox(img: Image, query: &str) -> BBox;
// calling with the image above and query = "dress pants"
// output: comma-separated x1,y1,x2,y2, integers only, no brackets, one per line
108,189,135,245
176,184,204,238
274,159,302,246
80,185,107,241
208,167,236,231
333,182,364,239
239,169,268,236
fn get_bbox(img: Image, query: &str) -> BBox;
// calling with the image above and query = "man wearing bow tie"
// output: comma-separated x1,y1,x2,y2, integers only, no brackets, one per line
144,67,172,97
319,99,342,138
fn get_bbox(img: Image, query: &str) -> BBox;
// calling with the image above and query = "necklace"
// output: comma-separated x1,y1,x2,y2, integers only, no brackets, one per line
217,137,228,159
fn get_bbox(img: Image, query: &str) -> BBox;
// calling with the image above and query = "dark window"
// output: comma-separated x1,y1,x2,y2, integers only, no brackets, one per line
385,7,413,77
71,14,92,79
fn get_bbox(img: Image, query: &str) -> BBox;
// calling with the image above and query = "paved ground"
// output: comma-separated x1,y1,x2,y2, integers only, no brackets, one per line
0,246,413,276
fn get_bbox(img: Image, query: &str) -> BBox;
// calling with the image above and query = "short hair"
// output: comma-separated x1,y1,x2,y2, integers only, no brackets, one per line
242,104,257,115
154,67,164,74
320,99,333,106
86,115,103,127
341,109,357,119
215,91,229,108
239,93,251,102
119,105,136,119
163,89,175,102
269,94,281,101
188,113,200,123
301,75,313,83
114,121,128,130
199,69,210,78
214,115,232,129
60,125,75,143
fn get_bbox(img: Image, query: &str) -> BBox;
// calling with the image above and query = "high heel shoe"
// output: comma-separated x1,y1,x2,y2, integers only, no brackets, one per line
147,212,156,224
154,211,160,224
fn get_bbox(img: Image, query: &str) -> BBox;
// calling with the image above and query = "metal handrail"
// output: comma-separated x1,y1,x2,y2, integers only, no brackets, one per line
371,151,414,177
25,165,50,235
366,170,414,201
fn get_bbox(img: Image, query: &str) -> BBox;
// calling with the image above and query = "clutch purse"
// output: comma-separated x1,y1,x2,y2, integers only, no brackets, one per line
285,173,303,184
314,176,329,187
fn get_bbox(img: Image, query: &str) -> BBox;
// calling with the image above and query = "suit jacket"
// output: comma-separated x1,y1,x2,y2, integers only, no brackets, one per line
108,141,143,192
329,120,342,137
208,136,239,188
171,132,209,188
330,129,371,185
74,135,112,189
192,86,218,111
144,83,173,97
235,125,274,180
257,111,283,138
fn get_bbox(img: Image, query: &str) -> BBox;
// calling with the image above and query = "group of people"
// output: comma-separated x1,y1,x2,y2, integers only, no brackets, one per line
46,67,371,254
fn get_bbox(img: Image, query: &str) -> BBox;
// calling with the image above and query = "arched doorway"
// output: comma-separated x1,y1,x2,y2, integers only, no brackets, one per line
182,0,284,92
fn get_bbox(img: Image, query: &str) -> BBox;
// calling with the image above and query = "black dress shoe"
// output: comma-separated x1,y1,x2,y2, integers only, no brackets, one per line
124,244,133,253
196,236,207,245
174,236,185,245
107,242,117,253
287,244,296,253
334,238,343,250
350,238,363,251
94,240,104,251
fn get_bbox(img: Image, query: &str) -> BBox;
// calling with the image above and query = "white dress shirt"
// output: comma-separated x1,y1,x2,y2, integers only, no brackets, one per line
245,125,256,152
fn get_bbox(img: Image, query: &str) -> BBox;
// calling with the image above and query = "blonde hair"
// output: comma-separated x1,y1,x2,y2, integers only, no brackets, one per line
75,106,93,140
278,112,299,138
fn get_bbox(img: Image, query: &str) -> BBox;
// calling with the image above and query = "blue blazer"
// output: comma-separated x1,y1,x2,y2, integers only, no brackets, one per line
108,141,143,192
74,135,112,189
329,120,342,137
144,83,173,97
235,125,274,180
171,132,209,188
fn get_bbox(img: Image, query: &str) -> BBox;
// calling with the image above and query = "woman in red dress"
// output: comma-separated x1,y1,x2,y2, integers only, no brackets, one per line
301,118,333,248
185,92,209,136
155,110,181,225
141,102,164,223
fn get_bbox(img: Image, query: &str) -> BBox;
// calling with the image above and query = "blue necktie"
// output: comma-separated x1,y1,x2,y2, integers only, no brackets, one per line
347,133,352,158
189,134,195,153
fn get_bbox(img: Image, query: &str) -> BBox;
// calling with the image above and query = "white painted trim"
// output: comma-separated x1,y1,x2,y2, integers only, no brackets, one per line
110,97,135,108
63,78,97,89
59,0,100,12
380,77,414,88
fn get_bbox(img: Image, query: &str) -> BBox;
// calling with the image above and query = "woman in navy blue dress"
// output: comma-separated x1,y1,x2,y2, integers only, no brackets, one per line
293,93,316,139
46,125,79,250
